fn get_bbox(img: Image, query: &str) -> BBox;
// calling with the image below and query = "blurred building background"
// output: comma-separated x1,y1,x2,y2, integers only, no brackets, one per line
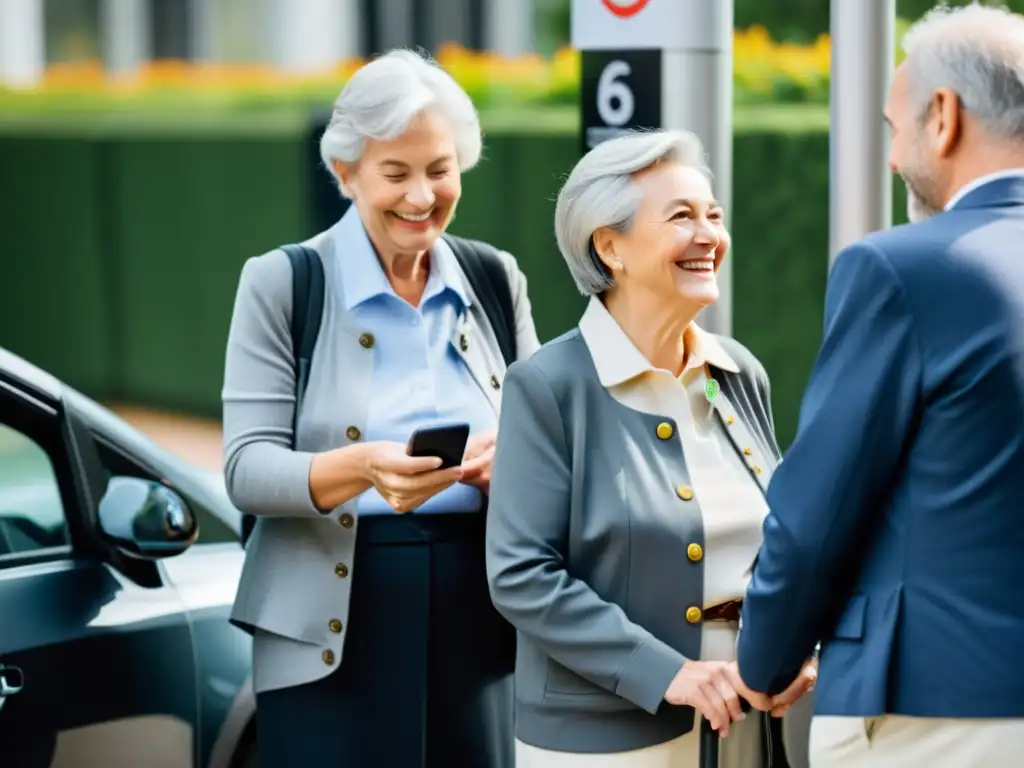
7,0,1002,86
2,0,1023,458
3,0,543,85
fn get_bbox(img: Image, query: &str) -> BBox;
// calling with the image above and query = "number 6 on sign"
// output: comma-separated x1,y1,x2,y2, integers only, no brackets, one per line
597,60,635,127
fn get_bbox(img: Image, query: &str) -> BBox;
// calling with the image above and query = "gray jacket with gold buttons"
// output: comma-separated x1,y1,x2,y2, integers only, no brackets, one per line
485,328,781,754
221,209,540,694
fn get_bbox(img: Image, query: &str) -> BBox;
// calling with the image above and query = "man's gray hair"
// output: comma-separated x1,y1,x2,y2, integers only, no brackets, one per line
902,3,1024,141
319,49,483,196
554,130,710,296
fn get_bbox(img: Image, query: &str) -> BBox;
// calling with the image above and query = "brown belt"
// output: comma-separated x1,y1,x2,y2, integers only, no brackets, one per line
702,598,742,623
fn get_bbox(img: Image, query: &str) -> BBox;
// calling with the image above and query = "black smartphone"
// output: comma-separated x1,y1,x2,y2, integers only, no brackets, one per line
406,423,471,470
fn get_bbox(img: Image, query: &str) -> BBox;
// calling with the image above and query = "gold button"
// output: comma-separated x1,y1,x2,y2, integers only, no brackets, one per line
743,447,752,456
727,416,735,425
339,513,354,529
686,606,703,623
490,375,500,390
346,425,361,441
656,422,674,440
754,466,762,474
322,649,335,665
334,562,349,578
687,543,703,562
459,334,469,352
359,332,374,349
676,485,694,501
328,618,343,634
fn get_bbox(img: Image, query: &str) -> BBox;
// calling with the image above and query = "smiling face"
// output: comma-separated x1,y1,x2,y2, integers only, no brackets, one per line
597,160,728,309
336,109,461,259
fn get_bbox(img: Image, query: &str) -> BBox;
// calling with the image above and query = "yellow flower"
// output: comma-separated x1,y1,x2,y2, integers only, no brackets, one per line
3,31,846,109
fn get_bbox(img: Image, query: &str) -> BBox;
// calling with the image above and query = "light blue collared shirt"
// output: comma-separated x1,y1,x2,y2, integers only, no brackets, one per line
335,218,495,514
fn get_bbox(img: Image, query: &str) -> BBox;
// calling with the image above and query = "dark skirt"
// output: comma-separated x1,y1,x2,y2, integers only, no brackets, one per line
255,511,516,768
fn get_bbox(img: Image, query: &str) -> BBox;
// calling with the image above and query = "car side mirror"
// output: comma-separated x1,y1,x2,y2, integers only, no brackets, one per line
98,477,198,559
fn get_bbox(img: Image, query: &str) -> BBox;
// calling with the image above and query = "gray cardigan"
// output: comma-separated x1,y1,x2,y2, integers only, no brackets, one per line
485,328,781,754
222,208,540,693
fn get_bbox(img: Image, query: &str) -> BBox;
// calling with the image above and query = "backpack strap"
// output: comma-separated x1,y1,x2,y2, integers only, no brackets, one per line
240,244,324,547
443,234,517,367
282,244,326,436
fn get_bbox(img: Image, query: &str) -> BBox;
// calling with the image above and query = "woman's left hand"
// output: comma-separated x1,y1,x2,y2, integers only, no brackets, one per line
460,430,497,492
769,658,817,717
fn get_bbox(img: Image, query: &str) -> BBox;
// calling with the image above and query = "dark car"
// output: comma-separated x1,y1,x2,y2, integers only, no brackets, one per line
0,347,256,768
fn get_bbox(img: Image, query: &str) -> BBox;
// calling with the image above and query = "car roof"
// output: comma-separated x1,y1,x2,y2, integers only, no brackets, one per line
0,345,240,530
0,347,62,403
0,346,193,471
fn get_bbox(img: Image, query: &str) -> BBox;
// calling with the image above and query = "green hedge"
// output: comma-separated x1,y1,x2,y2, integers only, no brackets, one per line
0,113,909,449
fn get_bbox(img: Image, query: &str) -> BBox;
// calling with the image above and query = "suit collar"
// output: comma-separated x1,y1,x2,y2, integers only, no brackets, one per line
947,171,1024,212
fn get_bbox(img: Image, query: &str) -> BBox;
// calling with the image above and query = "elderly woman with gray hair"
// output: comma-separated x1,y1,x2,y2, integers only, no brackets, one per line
221,49,539,767
486,129,813,767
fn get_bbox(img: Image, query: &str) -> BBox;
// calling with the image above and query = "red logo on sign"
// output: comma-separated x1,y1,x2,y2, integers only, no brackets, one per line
601,0,652,18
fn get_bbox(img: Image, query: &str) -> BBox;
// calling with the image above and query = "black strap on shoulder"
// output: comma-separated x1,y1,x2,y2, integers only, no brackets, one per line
443,234,517,367
282,244,326,433
240,244,323,547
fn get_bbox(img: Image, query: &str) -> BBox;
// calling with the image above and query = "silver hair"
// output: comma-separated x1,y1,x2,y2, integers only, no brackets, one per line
902,3,1024,141
319,49,483,196
554,130,711,296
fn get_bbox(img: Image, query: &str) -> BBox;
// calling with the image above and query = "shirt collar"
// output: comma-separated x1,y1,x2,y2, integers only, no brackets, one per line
946,169,1024,211
579,296,739,388
333,206,470,312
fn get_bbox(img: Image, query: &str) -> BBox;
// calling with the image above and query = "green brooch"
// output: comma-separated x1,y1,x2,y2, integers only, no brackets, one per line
704,378,720,402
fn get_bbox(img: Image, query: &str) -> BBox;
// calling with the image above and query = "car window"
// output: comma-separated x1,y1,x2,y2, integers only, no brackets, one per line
0,423,69,559
94,438,239,545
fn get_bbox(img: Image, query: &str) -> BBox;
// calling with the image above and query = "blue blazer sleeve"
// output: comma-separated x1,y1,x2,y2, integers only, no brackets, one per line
485,360,686,715
737,242,922,694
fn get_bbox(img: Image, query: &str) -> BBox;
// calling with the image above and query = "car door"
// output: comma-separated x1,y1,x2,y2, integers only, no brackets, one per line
0,378,199,767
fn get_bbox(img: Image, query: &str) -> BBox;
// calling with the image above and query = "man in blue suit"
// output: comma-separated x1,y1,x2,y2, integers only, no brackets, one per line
735,4,1024,766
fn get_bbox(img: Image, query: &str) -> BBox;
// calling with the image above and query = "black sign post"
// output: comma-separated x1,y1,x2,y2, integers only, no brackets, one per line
580,49,662,155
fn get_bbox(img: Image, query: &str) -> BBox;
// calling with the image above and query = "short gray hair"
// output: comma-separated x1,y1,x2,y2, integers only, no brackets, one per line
902,3,1024,141
319,49,483,196
554,130,710,296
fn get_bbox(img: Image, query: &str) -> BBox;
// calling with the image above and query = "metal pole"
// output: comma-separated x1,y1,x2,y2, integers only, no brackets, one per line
101,0,150,77
267,0,360,73
829,0,896,262
484,0,534,57
662,1,734,336
0,0,44,88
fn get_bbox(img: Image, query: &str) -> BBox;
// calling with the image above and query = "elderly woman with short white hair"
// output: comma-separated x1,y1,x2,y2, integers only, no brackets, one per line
221,49,540,767
486,129,814,767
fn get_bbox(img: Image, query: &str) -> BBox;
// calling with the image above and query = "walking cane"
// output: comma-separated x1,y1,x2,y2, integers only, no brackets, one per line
701,710,791,768
700,717,719,768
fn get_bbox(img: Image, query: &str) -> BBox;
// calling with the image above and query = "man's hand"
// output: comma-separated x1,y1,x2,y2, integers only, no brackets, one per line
459,430,497,492
724,662,773,713
769,658,817,717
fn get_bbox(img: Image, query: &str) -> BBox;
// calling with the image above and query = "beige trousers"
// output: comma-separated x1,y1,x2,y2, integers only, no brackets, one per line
514,714,760,768
810,715,1024,768
514,625,761,768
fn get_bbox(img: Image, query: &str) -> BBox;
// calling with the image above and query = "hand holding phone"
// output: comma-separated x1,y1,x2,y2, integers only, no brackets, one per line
406,423,471,470
366,438,465,513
